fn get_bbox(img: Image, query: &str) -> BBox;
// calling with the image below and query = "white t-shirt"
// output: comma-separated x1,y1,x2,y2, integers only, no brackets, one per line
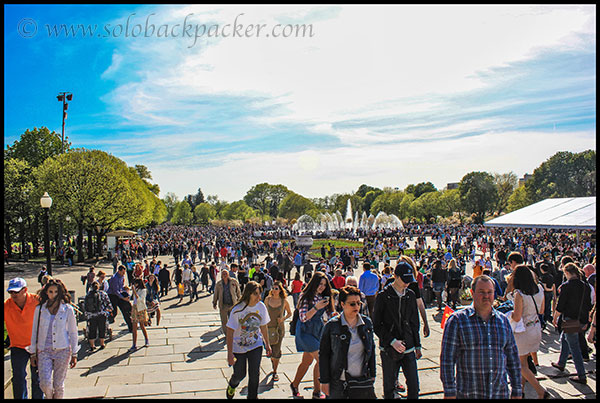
226,301,270,354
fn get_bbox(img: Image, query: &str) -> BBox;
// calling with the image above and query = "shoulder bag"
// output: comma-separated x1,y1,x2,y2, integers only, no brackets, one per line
562,284,587,334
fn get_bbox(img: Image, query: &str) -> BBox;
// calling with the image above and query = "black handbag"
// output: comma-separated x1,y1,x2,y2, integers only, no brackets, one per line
343,371,375,395
289,308,299,336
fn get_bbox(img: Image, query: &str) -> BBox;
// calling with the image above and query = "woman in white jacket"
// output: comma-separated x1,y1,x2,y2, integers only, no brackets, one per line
29,278,79,399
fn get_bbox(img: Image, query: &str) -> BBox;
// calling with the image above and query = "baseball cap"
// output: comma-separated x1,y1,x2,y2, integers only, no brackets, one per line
394,262,416,283
7,277,27,293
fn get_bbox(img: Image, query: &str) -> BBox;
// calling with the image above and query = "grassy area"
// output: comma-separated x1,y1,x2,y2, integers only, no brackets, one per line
309,239,364,251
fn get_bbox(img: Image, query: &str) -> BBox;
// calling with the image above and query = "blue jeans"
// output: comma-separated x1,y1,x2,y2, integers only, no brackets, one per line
10,347,43,399
380,350,419,399
557,330,586,378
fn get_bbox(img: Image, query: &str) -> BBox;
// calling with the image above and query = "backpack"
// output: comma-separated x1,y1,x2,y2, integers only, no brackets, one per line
84,291,101,314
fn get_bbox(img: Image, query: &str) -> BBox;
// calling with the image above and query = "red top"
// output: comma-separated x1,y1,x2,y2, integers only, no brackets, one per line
332,275,346,289
291,280,303,294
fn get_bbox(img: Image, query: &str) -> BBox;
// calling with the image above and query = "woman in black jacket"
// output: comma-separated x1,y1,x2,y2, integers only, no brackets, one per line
319,286,376,399
373,262,421,399
551,262,593,384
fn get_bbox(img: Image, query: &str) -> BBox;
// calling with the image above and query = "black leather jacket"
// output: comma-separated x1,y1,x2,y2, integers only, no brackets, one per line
318,314,376,384
373,283,421,350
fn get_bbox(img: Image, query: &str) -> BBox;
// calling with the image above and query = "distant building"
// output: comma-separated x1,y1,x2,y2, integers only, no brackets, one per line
446,182,459,190
519,174,533,186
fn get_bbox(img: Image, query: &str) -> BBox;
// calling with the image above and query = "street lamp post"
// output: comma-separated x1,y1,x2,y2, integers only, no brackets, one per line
56,92,72,250
18,217,25,261
40,192,53,275
56,92,73,154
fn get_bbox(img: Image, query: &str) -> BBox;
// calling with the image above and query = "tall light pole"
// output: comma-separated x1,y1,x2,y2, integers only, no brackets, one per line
18,217,24,260
56,92,72,254
56,92,73,154
40,192,53,275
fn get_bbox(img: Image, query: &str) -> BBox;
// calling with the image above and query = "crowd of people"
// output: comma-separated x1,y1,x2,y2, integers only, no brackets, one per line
4,222,596,399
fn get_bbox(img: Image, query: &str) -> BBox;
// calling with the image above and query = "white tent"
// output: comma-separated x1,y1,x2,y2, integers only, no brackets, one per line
484,197,596,230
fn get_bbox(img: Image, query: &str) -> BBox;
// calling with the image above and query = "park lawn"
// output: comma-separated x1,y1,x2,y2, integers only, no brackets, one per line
310,239,364,251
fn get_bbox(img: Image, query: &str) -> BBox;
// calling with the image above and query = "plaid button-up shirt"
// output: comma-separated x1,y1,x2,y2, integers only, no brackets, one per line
440,306,522,399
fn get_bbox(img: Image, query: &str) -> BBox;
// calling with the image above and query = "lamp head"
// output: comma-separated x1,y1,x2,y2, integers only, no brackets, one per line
40,192,53,209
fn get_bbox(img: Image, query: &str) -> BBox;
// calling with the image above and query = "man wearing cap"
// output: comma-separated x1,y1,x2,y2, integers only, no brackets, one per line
4,278,44,399
372,262,421,399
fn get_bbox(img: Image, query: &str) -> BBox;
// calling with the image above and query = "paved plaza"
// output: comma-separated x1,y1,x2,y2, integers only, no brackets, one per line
4,253,597,399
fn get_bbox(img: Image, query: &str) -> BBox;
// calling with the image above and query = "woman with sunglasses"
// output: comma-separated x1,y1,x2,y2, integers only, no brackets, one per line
264,281,292,381
29,278,79,399
319,285,377,399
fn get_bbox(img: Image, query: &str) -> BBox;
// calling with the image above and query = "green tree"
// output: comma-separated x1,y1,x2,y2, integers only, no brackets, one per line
525,150,596,202
36,149,157,261
362,189,384,215
493,172,518,214
355,184,382,198
221,200,256,221
172,201,193,225
370,190,405,216
459,171,498,224
207,195,229,218
278,193,316,219
194,202,217,225
439,189,462,221
506,185,533,213
243,183,290,218
410,191,442,222
405,181,437,199
4,159,35,258
162,192,180,222
5,127,68,168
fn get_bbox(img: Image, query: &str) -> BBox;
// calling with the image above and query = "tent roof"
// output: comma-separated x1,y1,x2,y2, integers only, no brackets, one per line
105,230,138,237
484,197,596,230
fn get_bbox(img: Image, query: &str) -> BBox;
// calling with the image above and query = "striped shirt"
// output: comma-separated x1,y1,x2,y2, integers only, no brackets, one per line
440,306,522,399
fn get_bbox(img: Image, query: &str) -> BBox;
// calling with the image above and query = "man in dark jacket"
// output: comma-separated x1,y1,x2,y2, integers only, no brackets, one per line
373,261,421,399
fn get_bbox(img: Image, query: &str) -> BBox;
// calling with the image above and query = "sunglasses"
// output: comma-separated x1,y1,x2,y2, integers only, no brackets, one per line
8,290,22,295
346,301,362,307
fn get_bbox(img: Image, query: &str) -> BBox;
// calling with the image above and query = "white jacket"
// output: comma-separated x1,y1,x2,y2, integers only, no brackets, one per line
27,301,80,355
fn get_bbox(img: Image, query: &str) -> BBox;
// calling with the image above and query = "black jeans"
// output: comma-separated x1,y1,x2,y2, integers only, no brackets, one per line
380,350,419,399
229,346,262,399
160,282,169,297
108,293,133,332
329,379,376,399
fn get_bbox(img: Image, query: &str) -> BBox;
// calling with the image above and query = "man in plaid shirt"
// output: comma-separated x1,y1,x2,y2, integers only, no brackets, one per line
440,275,522,399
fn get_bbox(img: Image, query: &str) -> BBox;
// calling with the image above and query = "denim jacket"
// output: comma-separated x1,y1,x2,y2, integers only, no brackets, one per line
27,302,80,355
318,314,376,384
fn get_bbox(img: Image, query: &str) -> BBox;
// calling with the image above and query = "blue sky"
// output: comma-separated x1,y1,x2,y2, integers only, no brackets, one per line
4,5,596,202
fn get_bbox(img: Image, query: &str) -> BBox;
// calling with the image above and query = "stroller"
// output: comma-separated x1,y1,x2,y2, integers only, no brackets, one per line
77,297,113,342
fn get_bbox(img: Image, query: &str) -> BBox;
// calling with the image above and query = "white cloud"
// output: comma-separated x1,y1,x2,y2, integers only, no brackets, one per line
107,5,594,135
100,51,123,79
149,129,595,201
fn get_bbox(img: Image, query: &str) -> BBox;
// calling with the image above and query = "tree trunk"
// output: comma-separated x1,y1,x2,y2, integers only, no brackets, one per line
96,230,104,258
87,229,94,258
32,215,40,258
77,223,85,262
5,222,12,258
